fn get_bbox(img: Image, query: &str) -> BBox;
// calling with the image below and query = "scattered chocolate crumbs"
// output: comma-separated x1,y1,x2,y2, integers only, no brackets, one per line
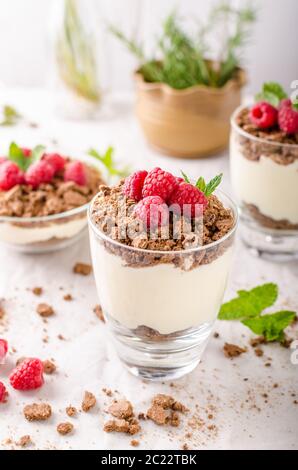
265,362,271,367
147,394,188,426
254,348,264,357
147,405,167,425
0,305,5,319
63,294,73,301
213,332,220,338
102,388,112,397
43,359,56,374
16,435,33,447
73,263,92,276
66,406,77,417
58,334,65,340
82,391,96,412
94,304,105,323
138,412,146,420
182,443,189,450
57,422,74,435
108,399,133,419
130,439,140,447
104,419,140,435
223,343,247,358
32,287,43,296
250,336,265,347
23,403,52,421
36,303,54,317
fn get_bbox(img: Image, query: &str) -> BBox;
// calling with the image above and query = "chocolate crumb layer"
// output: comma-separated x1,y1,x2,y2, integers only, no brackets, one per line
233,107,298,165
23,403,52,421
90,181,235,270
245,203,298,230
223,343,247,358
0,163,103,217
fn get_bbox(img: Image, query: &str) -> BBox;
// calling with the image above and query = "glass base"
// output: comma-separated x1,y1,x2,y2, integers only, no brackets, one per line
106,314,212,381
239,215,298,262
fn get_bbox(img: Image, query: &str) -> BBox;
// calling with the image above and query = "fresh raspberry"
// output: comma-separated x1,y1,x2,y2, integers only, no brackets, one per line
279,98,292,109
249,102,278,129
0,161,24,190
122,170,148,201
43,153,66,174
21,147,32,157
278,104,298,134
64,161,87,186
0,157,7,164
0,339,8,363
142,168,178,202
25,160,55,188
134,195,169,228
0,382,8,403
9,358,44,391
169,182,208,217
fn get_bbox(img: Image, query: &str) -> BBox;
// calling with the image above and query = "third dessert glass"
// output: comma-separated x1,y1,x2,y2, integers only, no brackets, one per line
230,103,298,261
88,169,237,380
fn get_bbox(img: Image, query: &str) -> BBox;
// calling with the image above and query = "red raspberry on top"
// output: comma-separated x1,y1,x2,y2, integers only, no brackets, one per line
122,170,148,201
0,382,8,403
43,153,66,174
169,182,208,217
134,195,169,228
64,161,87,186
142,167,178,202
0,339,8,363
278,104,298,134
249,102,278,129
25,160,55,188
0,161,24,190
9,358,44,391
279,98,292,109
21,147,32,157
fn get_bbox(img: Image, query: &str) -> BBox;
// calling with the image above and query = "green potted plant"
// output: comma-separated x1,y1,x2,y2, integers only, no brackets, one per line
110,3,255,158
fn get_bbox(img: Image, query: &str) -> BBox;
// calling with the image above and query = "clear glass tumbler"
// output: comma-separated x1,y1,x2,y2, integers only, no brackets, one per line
230,106,298,261
88,191,237,381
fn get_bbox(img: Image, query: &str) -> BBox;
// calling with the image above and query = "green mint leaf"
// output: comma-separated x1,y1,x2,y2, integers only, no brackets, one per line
195,176,206,192
218,283,278,320
0,105,21,126
263,82,287,100
255,91,280,107
242,310,296,342
292,101,298,110
8,142,27,171
30,145,46,165
88,146,130,179
181,171,190,183
204,173,223,197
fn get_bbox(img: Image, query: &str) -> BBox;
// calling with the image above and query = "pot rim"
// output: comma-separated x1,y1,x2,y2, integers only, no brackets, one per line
134,67,246,96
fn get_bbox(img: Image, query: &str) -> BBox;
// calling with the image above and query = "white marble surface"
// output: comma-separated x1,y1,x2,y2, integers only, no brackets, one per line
0,89,297,450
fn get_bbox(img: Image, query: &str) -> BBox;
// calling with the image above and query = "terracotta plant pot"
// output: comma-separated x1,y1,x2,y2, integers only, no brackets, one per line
134,69,246,158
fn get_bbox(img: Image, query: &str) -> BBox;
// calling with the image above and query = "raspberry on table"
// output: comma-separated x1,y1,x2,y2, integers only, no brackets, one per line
43,153,66,174
0,382,8,403
134,195,169,228
64,161,87,186
169,182,208,217
9,358,44,391
0,161,24,190
25,160,55,188
0,338,8,363
122,170,148,201
249,102,278,129
278,104,298,134
142,167,178,202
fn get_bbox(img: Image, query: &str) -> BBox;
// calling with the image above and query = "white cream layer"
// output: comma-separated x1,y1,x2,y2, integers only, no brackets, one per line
230,138,298,224
90,232,233,335
0,217,87,245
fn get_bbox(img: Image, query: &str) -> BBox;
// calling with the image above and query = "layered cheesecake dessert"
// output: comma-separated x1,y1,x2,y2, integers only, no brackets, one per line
89,168,236,337
0,142,104,251
230,83,298,230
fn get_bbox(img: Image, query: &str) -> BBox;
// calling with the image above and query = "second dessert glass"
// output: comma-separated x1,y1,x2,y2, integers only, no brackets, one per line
88,191,237,381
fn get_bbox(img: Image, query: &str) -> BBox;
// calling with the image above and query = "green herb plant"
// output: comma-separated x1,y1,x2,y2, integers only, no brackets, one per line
7,142,45,171
0,105,22,126
255,81,298,110
110,2,256,89
181,171,223,197
219,283,296,342
88,146,130,182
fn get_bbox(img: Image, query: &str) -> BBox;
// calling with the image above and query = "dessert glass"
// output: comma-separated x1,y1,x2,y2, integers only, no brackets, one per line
230,106,298,261
0,204,89,253
88,191,237,381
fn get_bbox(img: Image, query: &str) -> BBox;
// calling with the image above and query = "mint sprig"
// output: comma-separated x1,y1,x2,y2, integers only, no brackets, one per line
255,82,287,107
181,172,223,197
8,142,45,171
0,105,22,126
219,283,296,343
88,146,130,180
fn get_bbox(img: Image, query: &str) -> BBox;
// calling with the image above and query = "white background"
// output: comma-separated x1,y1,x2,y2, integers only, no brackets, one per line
0,0,297,94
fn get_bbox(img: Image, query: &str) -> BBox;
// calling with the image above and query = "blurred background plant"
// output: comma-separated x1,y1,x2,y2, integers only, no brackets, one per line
110,1,256,89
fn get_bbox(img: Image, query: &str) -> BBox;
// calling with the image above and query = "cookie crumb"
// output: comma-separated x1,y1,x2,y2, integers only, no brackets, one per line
66,406,77,417
147,405,167,425
250,336,265,347
213,332,219,338
223,343,246,358
36,303,54,317
73,263,92,276
182,443,189,450
16,435,33,447
130,439,139,447
32,287,43,296
102,388,112,397
94,304,105,322
43,359,56,374
254,348,264,357
82,391,96,412
108,399,133,419
23,403,52,421
58,334,65,341
63,294,73,301
104,418,140,435
57,422,74,435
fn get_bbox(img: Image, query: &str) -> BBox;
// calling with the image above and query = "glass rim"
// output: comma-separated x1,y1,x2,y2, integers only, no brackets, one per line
0,202,89,223
230,104,298,149
88,189,238,255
